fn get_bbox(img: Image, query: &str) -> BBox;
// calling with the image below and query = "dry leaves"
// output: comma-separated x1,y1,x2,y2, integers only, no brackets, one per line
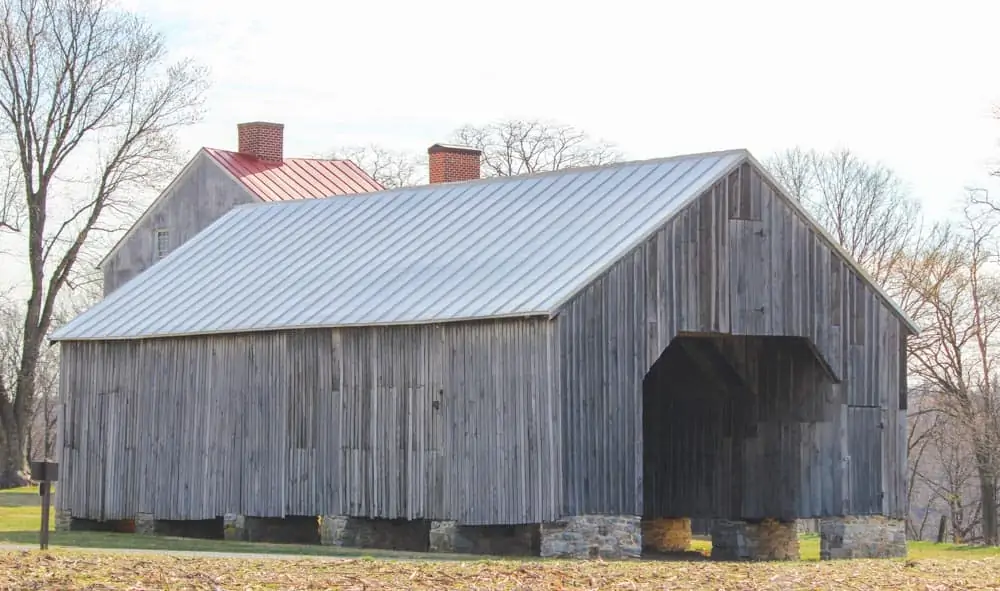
2,550,1000,590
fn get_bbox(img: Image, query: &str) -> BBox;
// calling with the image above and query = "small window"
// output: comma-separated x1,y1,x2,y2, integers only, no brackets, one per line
155,229,170,260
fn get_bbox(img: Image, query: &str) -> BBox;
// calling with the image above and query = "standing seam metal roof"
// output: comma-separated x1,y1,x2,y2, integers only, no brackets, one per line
97,149,383,270
204,148,382,201
54,149,913,341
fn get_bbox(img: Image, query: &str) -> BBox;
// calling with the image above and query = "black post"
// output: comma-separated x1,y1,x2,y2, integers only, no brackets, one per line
39,482,50,550
30,460,59,551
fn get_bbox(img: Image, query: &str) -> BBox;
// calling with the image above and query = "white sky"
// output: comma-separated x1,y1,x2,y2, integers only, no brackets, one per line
4,0,999,296
119,0,1000,220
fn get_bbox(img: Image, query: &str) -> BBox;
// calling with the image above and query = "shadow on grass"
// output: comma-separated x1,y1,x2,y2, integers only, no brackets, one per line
10,528,1000,563
0,530,514,562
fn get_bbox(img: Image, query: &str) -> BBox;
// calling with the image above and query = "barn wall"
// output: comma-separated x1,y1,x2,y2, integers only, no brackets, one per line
101,151,257,295
556,160,908,520
57,318,559,525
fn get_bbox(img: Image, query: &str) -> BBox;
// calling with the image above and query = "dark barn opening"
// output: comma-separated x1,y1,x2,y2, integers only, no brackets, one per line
244,515,321,545
643,334,840,557
337,518,432,552
154,517,225,540
68,518,137,533
446,524,541,556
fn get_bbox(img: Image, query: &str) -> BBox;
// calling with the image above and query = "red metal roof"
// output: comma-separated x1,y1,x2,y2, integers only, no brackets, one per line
204,148,382,202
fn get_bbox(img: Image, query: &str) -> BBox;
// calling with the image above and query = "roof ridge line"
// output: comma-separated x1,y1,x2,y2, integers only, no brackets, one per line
242,148,754,208
204,147,353,165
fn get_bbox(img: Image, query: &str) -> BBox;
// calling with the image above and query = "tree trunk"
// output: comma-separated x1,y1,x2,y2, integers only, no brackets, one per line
0,420,29,488
976,449,998,545
4,313,43,490
937,515,948,543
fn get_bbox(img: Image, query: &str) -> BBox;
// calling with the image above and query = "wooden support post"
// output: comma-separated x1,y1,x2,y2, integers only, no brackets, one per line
30,460,59,551
39,482,51,550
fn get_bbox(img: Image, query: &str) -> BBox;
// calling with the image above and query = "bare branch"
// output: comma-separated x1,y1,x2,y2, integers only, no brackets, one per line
451,119,623,177
763,147,923,290
329,119,622,189
327,144,423,189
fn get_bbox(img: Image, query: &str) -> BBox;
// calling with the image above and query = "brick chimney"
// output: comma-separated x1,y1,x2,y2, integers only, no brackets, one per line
237,122,284,162
428,143,481,183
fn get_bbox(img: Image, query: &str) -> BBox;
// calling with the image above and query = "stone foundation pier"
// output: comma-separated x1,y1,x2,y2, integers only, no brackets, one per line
540,515,641,559
819,516,906,559
55,509,73,532
642,517,692,553
711,519,800,560
134,512,155,535
223,513,248,541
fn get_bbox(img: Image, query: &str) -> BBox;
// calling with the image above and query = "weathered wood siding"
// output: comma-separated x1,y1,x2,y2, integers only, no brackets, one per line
556,160,908,520
101,151,257,295
57,319,559,525
66,156,907,527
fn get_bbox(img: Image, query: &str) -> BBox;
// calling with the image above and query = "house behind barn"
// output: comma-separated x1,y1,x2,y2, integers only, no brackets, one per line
99,121,382,296
52,146,915,560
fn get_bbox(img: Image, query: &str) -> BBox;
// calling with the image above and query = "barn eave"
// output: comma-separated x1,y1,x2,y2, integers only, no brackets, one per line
48,311,554,342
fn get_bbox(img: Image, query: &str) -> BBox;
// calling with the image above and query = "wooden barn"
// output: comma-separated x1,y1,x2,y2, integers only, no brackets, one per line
51,146,915,560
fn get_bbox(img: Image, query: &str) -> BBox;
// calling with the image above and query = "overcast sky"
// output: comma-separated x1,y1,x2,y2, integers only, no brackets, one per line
2,0,996,301
115,0,1000,221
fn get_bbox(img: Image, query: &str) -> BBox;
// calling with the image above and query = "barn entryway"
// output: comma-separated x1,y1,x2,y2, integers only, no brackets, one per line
641,334,840,559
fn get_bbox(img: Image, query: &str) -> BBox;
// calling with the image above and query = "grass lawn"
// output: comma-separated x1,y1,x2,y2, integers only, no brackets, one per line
5,486,1000,589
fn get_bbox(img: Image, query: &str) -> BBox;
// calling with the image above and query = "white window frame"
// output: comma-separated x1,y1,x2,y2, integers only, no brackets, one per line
154,228,170,260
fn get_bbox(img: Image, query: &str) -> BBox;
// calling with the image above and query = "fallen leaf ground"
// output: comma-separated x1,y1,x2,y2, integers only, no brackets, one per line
3,550,1000,590
5,488,1000,589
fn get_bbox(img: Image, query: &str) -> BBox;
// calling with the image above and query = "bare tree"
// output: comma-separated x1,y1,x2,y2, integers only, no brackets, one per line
765,147,813,202
0,0,207,487
328,120,623,189
901,197,1000,544
764,147,920,287
909,389,987,543
451,119,623,177
328,144,424,189
907,386,943,540
928,417,983,542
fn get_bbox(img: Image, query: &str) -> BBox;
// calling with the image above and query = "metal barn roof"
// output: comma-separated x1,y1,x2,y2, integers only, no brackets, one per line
204,148,383,201
54,150,750,340
97,148,382,270
53,148,916,341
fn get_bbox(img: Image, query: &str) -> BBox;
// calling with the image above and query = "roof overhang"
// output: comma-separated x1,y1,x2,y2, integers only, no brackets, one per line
49,312,553,343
